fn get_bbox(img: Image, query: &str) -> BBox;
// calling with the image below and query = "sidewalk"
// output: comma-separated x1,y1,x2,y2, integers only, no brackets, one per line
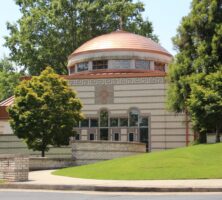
1,170,222,192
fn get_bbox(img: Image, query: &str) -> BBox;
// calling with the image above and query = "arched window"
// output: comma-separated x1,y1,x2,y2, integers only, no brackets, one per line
129,108,139,127
100,109,109,127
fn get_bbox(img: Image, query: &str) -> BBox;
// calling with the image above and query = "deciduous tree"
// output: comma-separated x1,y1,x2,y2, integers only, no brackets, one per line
188,71,222,143
0,57,21,101
5,0,157,75
8,67,83,157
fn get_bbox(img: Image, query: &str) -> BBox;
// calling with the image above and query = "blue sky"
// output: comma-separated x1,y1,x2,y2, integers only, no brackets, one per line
0,0,192,58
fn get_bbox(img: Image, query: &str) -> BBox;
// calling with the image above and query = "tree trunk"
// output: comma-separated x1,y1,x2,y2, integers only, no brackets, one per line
41,149,45,157
198,131,207,144
215,126,220,143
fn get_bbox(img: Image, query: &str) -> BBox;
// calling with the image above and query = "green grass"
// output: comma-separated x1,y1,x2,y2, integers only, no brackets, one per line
53,143,222,180
0,180,4,184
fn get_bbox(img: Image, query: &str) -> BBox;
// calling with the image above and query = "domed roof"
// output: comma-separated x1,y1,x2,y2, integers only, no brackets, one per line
70,30,172,57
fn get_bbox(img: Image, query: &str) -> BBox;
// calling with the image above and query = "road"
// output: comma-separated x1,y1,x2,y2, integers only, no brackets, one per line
0,190,222,200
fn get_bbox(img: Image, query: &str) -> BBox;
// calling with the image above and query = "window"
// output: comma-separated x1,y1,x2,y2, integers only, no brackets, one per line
110,118,118,127
140,128,148,143
69,66,75,74
135,60,150,70
90,118,98,127
129,133,134,142
139,117,148,127
75,133,80,140
114,133,119,141
93,60,108,70
81,119,89,127
100,128,109,140
120,118,128,127
89,133,95,141
112,60,131,69
154,62,165,71
100,110,108,127
129,109,139,127
77,62,88,72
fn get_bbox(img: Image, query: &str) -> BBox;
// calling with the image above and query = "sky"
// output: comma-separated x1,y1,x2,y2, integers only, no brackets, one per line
0,0,192,59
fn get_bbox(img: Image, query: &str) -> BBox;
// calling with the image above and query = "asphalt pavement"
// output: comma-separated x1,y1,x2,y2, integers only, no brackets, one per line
0,190,222,200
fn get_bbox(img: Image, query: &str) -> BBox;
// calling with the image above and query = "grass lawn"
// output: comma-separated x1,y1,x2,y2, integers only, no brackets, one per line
0,180,4,184
53,143,222,180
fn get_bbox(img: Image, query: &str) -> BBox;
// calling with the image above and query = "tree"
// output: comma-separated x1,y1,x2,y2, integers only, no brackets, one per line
167,0,222,142
5,0,158,75
8,67,83,157
0,57,21,101
188,71,222,143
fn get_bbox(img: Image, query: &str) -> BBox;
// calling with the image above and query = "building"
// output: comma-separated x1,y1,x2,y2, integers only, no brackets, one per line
0,30,194,152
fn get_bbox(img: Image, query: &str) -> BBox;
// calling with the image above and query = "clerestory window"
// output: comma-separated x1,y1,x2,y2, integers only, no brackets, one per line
93,60,108,70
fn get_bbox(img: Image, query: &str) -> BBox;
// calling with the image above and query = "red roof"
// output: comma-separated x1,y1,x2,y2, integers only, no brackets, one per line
0,96,14,107
69,30,172,58
0,96,14,119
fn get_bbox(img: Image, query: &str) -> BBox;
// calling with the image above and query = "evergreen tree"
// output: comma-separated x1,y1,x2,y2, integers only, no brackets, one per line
167,0,222,142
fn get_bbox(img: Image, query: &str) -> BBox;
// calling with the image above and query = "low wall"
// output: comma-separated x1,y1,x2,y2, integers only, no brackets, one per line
207,134,222,143
29,157,76,171
0,154,29,182
0,135,71,158
72,141,146,165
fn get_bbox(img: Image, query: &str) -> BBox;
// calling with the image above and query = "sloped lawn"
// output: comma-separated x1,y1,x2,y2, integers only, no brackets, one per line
53,143,222,180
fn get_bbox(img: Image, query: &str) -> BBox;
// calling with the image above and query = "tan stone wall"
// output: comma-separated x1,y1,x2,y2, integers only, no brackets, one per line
29,157,75,171
0,154,29,182
72,141,146,165
0,135,71,158
0,120,13,135
0,76,194,152
69,77,194,151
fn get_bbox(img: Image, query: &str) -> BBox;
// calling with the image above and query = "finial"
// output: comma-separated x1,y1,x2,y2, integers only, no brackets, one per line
119,16,123,30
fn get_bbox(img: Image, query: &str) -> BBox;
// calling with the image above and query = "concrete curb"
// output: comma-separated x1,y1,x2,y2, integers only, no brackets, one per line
1,184,222,192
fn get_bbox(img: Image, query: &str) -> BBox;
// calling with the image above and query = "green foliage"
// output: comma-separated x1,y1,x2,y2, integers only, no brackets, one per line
5,0,158,75
167,0,222,140
8,67,83,157
53,143,222,180
0,57,21,101
188,71,222,142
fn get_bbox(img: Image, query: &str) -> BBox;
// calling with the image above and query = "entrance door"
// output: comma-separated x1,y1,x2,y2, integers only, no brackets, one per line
140,128,148,142
100,128,109,140
139,128,149,152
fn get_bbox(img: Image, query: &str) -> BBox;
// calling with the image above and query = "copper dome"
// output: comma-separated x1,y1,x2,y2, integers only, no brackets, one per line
70,30,172,57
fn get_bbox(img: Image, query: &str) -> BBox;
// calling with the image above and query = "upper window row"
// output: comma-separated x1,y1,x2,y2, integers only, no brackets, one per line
75,109,148,128
71,60,165,73
154,62,165,72
77,62,88,72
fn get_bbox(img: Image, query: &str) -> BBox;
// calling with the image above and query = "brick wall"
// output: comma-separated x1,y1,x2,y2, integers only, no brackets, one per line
0,154,29,182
